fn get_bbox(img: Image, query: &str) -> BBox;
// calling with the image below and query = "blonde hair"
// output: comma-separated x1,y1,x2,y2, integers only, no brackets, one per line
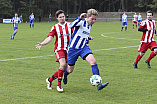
87,9,98,17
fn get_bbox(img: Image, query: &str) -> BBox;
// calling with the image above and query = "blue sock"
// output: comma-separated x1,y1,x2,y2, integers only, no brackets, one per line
32,24,34,28
64,67,69,78
121,27,123,30
91,64,100,75
12,33,16,37
125,26,127,31
30,24,31,28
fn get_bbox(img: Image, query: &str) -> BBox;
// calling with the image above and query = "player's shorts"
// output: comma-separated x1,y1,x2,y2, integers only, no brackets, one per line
55,50,67,62
133,21,137,24
13,27,18,30
30,19,34,23
138,41,157,52
138,20,142,22
67,45,92,65
122,22,127,26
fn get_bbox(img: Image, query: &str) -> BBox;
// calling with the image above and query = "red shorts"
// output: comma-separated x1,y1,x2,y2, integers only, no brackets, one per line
133,21,137,24
55,50,67,62
138,41,157,52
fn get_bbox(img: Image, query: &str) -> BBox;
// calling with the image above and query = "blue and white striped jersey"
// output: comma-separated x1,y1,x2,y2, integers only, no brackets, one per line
138,15,142,21
11,17,21,28
68,17,92,49
29,14,35,20
122,14,127,22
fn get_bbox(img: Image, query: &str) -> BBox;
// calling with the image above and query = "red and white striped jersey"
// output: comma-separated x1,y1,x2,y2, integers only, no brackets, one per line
133,15,138,22
47,22,73,51
139,19,156,43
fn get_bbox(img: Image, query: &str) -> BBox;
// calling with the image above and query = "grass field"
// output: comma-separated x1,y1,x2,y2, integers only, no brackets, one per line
0,21,157,104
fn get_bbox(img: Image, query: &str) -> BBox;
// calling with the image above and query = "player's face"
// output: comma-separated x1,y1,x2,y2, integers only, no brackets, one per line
147,13,153,20
57,13,65,24
15,13,18,17
87,15,97,25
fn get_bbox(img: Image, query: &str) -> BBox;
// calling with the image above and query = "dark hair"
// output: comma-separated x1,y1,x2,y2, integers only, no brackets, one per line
147,10,153,16
55,10,64,18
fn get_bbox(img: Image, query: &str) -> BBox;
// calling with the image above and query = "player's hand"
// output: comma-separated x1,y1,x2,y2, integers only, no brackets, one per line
90,37,94,40
35,42,42,50
80,13,86,19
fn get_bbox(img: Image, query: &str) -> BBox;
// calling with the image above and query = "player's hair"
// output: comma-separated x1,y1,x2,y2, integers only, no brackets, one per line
55,10,64,18
147,10,153,16
87,9,98,17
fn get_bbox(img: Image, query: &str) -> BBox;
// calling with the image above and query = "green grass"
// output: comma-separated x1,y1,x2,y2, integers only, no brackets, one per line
0,22,157,104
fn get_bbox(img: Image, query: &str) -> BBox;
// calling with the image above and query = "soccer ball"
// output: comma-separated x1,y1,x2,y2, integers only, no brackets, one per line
90,75,102,86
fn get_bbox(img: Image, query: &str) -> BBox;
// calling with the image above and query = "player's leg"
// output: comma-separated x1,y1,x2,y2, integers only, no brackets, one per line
135,22,137,28
57,58,67,92
121,22,124,31
85,54,109,91
30,20,32,28
132,21,134,29
134,42,147,69
11,28,18,40
63,48,79,85
125,25,127,32
145,44,157,68
32,20,34,28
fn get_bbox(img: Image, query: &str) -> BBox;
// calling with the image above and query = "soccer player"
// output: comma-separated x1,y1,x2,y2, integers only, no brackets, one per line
132,12,138,29
133,10,157,69
10,13,21,40
29,12,35,28
138,13,142,26
121,11,127,32
35,10,73,92
63,9,109,91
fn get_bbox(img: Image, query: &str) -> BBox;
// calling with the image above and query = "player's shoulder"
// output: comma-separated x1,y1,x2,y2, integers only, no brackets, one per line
152,20,156,22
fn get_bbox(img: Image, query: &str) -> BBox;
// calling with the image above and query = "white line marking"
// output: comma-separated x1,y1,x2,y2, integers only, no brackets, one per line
101,33,140,40
0,45,138,62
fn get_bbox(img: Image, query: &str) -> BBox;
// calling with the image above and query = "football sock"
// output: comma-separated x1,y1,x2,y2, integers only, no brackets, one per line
30,24,31,28
48,71,58,82
147,51,156,62
32,24,34,28
64,67,69,78
135,53,143,64
125,26,127,31
12,32,16,37
121,27,123,30
91,64,100,75
58,68,64,85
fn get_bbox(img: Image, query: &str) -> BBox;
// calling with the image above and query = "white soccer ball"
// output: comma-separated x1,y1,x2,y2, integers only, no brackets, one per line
90,75,102,86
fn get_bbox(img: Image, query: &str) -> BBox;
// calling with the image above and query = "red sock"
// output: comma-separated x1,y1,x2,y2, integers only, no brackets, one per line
48,71,58,82
147,51,156,62
135,54,143,64
133,24,134,27
58,68,64,85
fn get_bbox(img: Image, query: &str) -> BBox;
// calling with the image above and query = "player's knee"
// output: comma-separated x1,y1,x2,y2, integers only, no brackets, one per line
60,63,67,69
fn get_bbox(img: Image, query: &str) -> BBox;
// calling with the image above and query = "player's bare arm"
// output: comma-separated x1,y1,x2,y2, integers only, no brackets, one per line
35,36,53,50
80,13,86,19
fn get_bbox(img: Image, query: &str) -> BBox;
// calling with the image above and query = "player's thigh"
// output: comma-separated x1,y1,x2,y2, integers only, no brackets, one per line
86,54,96,65
55,50,67,62
138,42,149,52
67,48,80,65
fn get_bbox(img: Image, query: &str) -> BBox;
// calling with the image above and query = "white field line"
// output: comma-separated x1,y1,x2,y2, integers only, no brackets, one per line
0,45,138,62
101,33,140,41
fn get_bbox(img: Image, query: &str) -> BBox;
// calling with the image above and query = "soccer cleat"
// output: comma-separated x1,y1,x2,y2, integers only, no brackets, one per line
97,82,109,91
57,84,63,92
46,78,52,90
145,60,151,68
133,63,138,69
10,36,14,40
63,74,67,85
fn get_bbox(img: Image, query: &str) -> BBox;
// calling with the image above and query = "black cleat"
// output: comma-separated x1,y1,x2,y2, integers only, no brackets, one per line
97,82,109,91
145,60,151,68
133,63,138,69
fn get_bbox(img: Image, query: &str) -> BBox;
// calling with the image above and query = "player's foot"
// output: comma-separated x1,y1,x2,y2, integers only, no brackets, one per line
145,60,151,68
133,63,138,69
46,78,52,90
121,29,123,31
57,84,63,92
10,36,14,40
97,82,109,91
63,74,67,85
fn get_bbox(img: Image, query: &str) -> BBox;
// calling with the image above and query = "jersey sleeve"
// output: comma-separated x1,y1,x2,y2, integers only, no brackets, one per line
47,26,56,37
69,16,83,29
139,21,146,29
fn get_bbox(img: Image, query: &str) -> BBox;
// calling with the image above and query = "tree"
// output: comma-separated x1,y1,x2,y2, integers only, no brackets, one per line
0,0,12,18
